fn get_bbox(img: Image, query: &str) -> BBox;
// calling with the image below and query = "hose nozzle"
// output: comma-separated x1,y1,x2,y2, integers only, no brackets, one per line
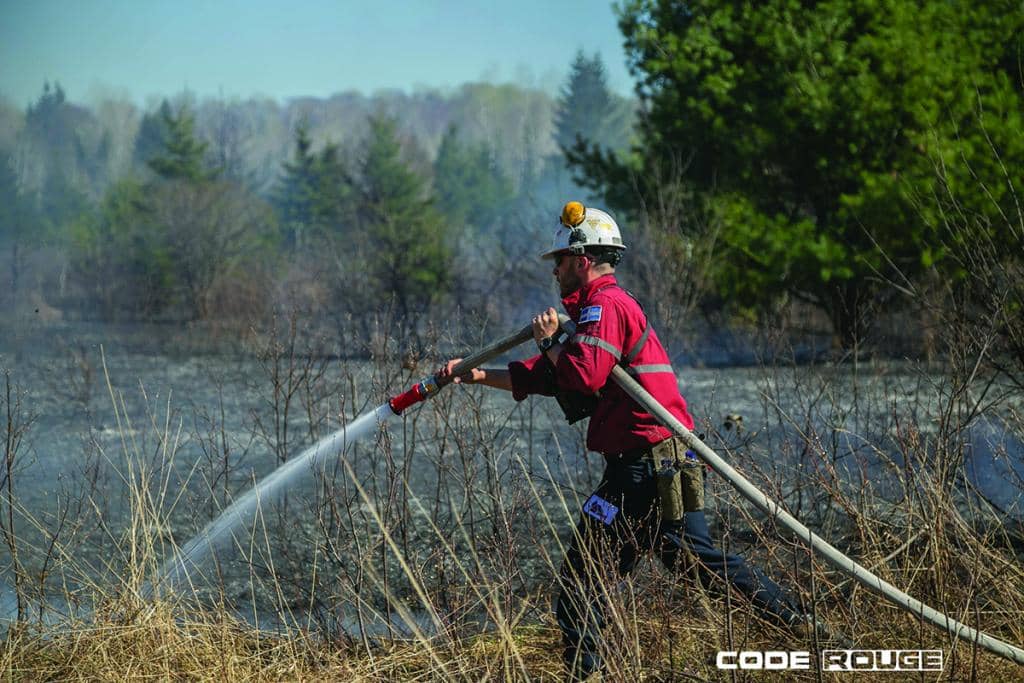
388,376,441,415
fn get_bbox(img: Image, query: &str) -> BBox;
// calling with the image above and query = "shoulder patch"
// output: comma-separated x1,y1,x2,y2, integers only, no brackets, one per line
578,305,602,324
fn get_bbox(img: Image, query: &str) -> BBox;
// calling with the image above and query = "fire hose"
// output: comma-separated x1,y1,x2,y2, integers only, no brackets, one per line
386,317,1024,666
388,322,535,415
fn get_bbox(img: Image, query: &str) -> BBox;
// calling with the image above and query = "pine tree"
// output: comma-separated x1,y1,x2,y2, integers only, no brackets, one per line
433,124,512,227
553,51,616,153
276,122,351,251
276,123,318,250
356,116,450,321
133,100,173,170
147,103,212,182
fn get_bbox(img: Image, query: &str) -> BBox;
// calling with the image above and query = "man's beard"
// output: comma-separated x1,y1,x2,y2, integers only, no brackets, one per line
557,271,582,298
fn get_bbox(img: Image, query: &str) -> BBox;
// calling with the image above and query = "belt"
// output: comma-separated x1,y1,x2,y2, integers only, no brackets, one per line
603,436,684,463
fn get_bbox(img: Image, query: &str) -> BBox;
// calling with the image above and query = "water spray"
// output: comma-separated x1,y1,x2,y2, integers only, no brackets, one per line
148,312,1023,666
147,322,536,599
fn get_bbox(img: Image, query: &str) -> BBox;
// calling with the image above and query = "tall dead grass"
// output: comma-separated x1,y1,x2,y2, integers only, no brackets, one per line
0,308,1022,681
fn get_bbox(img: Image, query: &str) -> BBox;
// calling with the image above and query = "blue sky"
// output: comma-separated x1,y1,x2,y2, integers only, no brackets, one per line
0,0,636,106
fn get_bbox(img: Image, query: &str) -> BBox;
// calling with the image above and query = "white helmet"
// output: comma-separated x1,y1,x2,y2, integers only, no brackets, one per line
540,201,627,259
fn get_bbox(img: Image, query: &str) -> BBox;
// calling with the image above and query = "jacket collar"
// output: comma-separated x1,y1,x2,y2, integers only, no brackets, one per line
561,273,618,318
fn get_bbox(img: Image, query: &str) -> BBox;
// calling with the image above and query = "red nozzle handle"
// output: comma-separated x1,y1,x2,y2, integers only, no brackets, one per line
388,383,426,415
387,321,536,416
389,375,442,415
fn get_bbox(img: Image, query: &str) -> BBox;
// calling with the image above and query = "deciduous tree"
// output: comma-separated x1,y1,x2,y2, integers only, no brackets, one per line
575,0,1024,346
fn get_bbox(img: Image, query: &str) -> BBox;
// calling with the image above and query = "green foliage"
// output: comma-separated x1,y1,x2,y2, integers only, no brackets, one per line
65,98,275,319
68,176,278,320
67,179,171,317
446,82,559,189
433,124,513,227
354,116,452,318
579,0,1024,344
554,51,633,157
554,51,615,153
147,179,277,319
39,167,89,234
275,122,351,251
133,100,173,171
146,103,214,182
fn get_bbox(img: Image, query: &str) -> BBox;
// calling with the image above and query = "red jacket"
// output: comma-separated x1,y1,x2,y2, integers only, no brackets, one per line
508,274,695,455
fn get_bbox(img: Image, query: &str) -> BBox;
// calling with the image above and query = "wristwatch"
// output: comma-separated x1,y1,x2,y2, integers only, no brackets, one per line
537,335,556,352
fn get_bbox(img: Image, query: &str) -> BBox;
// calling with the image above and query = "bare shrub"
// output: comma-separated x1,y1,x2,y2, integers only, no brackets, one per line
3,314,1024,680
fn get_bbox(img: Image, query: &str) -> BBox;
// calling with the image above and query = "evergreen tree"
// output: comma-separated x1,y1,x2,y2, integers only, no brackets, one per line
133,99,173,171
276,122,351,251
39,165,88,231
553,51,617,154
67,179,169,317
311,142,350,233
433,124,513,227
356,116,451,321
540,52,633,208
147,103,212,182
276,123,318,250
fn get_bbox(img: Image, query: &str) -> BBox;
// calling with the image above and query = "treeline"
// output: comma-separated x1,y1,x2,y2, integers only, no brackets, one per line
3,1,1024,367
0,53,630,339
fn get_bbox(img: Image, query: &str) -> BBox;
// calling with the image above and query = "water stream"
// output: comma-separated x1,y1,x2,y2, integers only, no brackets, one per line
147,403,395,598
2,337,1022,638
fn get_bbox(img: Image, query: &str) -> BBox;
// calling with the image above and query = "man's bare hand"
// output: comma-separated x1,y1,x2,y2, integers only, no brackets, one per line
438,358,485,384
532,307,560,342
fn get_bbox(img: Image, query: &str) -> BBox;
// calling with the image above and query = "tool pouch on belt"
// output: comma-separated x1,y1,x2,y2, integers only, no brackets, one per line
650,437,704,520
650,438,683,521
680,457,705,513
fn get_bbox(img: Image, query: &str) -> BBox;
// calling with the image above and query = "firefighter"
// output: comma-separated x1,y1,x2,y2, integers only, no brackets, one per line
440,202,808,680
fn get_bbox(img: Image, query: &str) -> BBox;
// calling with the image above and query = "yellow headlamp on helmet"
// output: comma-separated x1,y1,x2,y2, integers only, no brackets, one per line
541,201,626,259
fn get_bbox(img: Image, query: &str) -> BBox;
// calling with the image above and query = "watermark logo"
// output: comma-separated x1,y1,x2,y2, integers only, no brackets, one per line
822,650,943,672
716,651,811,670
716,650,943,672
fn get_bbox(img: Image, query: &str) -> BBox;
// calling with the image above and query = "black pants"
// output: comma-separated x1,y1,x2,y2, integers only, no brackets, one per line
555,455,800,678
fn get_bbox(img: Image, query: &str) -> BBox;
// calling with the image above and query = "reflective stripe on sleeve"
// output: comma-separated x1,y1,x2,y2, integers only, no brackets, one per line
571,334,622,360
630,364,674,374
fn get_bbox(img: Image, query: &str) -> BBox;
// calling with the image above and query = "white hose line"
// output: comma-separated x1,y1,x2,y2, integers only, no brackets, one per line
610,365,1024,666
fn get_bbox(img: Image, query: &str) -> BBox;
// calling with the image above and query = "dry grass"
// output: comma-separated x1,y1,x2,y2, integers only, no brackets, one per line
4,594,1022,680
1,318,1023,681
